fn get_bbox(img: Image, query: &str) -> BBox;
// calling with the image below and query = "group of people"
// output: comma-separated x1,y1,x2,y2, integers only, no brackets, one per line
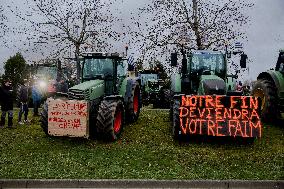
0,79,42,128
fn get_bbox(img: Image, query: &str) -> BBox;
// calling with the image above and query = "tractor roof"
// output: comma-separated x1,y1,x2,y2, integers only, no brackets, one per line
139,69,158,74
36,63,56,67
191,50,223,55
81,52,125,59
148,78,158,82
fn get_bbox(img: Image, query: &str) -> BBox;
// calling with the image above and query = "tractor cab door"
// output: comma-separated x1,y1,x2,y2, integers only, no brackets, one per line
115,59,128,94
103,60,116,95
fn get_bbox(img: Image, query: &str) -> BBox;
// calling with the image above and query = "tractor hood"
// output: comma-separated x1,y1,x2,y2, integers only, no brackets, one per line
68,80,105,100
70,80,104,91
198,75,226,95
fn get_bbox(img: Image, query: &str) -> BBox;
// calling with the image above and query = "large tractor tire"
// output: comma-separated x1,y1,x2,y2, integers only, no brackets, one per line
172,99,181,139
161,89,171,108
96,99,125,141
40,101,49,136
251,79,278,122
126,82,141,123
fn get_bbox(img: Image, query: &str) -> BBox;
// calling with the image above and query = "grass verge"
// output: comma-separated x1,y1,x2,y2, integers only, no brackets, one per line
0,108,283,179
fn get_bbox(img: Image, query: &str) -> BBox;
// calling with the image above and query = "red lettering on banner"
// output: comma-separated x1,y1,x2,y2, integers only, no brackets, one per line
234,121,244,137
198,108,206,118
230,96,238,108
205,96,214,107
178,95,262,138
250,109,260,120
207,120,215,136
241,96,248,109
216,120,225,136
215,108,223,120
206,108,213,119
216,96,224,108
189,119,197,134
250,121,262,137
250,97,258,109
180,117,188,134
190,107,196,118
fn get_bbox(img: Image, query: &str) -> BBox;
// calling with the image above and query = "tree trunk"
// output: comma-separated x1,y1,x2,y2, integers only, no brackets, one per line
75,44,81,83
192,0,203,50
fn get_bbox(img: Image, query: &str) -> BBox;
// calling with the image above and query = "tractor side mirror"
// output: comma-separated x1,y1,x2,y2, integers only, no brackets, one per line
171,53,178,67
57,59,62,70
240,54,247,68
181,57,187,75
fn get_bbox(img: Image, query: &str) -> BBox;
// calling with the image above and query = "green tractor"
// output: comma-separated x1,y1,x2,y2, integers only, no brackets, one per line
139,70,159,106
251,49,284,122
41,52,142,141
169,49,262,139
139,70,170,108
32,59,69,99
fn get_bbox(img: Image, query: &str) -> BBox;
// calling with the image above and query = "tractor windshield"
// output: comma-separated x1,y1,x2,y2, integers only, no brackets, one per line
191,53,225,77
36,66,57,80
83,58,114,80
148,81,159,91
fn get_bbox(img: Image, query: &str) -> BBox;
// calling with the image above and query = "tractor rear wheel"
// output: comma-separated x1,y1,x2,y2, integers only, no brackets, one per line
251,79,278,122
96,99,124,141
40,101,49,136
172,99,181,139
126,82,141,123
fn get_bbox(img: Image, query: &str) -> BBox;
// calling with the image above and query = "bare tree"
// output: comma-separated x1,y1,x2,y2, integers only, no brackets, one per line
8,0,118,81
0,5,7,38
130,0,253,63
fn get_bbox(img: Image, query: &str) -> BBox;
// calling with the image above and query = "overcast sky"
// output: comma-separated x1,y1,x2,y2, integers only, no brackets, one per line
0,0,283,81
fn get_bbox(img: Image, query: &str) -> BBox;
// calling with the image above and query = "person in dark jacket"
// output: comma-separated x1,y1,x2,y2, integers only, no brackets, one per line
0,80,14,128
17,80,30,124
32,83,42,116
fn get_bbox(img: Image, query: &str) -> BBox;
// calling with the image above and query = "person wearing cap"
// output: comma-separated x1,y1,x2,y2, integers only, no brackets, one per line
17,79,30,124
0,80,14,128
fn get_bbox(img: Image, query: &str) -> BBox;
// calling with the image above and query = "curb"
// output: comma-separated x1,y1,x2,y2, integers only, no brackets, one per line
0,179,283,188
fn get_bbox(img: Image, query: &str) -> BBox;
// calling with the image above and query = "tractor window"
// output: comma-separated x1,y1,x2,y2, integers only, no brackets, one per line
117,60,127,77
276,53,284,72
191,53,225,76
148,81,159,90
83,58,114,80
36,66,57,80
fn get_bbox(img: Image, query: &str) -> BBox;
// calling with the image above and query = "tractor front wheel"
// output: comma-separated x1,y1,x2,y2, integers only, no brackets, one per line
251,79,278,122
126,82,141,123
96,99,125,141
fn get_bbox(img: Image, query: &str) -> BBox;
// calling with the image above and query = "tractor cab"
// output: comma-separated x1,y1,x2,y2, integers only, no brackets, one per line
171,50,227,95
188,51,226,94
275,49,284,73
81,52,128,96
148,79,164,92
33,60,69,98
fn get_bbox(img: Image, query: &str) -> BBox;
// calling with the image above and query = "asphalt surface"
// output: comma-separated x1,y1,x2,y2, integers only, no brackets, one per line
0,179,283,189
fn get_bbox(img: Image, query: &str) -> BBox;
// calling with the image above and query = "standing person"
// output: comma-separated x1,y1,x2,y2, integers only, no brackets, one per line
0,79,14,128
32,83,42,116
17,80,29,124
236,81,243,92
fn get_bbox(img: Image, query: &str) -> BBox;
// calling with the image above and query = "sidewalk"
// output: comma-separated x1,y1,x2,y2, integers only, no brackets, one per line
0,179,283,189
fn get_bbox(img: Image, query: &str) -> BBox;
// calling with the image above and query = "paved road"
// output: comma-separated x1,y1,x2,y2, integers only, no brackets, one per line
0,179,283,189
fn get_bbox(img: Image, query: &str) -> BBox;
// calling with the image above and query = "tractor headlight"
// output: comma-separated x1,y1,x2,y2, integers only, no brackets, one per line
39,80,47,88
